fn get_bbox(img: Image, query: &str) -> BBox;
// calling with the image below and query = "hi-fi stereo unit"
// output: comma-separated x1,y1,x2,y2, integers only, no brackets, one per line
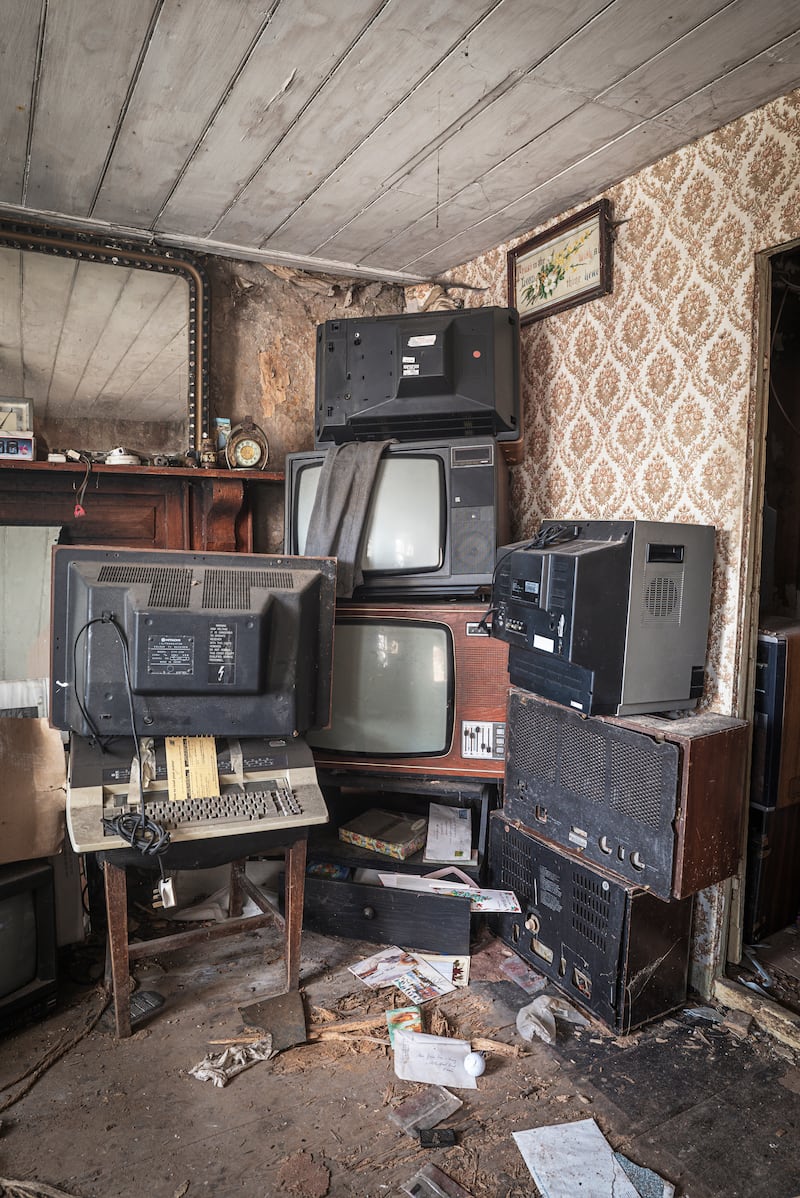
503,688,748,899
487,814,693,1032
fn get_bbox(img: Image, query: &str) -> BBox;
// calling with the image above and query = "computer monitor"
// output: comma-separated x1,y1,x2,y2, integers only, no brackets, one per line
491,519,715,716
308,602,509,780
50,546,336,739
285,438,509,598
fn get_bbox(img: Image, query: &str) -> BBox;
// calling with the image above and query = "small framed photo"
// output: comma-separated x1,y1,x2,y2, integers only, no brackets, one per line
507,199,613,324
0,397,34,433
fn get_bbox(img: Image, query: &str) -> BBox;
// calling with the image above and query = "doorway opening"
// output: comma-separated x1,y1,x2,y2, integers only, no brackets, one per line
737,242,800,1014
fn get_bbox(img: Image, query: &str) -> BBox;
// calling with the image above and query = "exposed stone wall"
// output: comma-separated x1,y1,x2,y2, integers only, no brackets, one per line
205,257,404,472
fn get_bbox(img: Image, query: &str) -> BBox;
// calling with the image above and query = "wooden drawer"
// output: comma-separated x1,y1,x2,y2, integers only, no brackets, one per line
291,876,473,954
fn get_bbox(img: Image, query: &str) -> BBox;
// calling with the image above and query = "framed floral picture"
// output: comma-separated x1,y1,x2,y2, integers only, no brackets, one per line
507,199,613,324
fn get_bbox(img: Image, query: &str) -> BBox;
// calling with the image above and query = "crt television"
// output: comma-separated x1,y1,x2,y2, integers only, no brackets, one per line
50,546,336,739
308,601,510,780
314,307,520,452
0,859,57,1034
490,519,715,716
285,438,509,598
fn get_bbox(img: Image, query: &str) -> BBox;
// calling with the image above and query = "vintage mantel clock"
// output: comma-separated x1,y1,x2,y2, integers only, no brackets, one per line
225,420,269,470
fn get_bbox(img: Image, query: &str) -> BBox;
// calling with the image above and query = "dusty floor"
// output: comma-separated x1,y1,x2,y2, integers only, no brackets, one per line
1,918,799,1198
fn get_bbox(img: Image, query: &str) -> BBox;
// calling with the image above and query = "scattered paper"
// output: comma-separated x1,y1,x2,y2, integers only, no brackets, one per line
423,803,472,862
393,1030,477,1088
386,1006,423,1046
349,946,455,1002
189,1035,276,1087
416,953,471,987
513,1118,640,1198
427,884,521,912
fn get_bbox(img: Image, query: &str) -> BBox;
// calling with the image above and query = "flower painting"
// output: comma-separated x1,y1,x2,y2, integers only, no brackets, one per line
508,199,613,323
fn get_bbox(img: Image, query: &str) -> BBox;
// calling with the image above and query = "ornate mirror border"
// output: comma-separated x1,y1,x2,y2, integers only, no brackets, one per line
0,217,209,454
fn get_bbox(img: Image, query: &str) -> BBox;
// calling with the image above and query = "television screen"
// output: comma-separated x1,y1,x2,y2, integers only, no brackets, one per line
285,438,509,598
295,456,443,572
0,892,37,997
50,546,337,739
309,602,509,780
309,621,450,756
0,860,57,1031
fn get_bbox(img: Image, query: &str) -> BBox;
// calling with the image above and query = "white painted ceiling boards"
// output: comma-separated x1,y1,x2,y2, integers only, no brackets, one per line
2,0,800,283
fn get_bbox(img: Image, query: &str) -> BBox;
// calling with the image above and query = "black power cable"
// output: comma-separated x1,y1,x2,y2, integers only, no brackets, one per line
74,613,170,857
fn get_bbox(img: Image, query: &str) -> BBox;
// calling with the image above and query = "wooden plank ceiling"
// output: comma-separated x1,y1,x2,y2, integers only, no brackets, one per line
1,0,800,284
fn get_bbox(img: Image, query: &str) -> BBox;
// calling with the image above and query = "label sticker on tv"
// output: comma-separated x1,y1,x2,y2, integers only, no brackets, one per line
402,362,420,376
533,634,554,653
461,720,505,759
147,634,194,675
208,623,236,684
407,334,437,346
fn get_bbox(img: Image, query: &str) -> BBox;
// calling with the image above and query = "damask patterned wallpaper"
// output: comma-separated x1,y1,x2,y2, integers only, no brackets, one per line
421,88,800,715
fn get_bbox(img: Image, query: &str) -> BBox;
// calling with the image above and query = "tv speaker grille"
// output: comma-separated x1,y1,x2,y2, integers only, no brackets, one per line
451,507,494,575
641,566,684,625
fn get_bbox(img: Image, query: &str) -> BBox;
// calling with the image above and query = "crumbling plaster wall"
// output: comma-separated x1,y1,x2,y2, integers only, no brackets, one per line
204,257,404,471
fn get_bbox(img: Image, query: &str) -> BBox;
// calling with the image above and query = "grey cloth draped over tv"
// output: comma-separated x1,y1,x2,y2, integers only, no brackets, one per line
303,440,394,598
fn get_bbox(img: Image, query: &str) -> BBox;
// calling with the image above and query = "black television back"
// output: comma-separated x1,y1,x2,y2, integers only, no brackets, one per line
314,306,520,451
285,437,509,598
50,546,336,739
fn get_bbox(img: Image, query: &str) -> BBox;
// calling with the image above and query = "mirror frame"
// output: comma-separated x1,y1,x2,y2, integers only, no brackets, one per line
0,216,209,454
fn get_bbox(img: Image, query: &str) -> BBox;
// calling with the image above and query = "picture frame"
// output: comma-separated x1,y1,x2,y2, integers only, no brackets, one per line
507,199,613,324
0,397,34,433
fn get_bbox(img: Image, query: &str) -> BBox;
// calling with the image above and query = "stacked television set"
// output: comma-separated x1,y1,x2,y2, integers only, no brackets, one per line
283,306,522,940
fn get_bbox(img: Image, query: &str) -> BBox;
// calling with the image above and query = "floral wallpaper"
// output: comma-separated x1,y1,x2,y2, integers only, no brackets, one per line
417,87,800,717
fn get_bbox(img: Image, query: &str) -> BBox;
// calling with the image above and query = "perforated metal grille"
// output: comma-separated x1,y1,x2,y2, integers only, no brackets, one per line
451,507,493,574
609,740,664,827
201,568,295,609
560,721,606,801
97,564,193,608
495,823,536,903
509,697,559,784
571,870,610,950
641,566,684,625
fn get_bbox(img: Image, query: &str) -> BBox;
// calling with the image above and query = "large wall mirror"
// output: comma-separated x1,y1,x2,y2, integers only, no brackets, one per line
0,219,208,458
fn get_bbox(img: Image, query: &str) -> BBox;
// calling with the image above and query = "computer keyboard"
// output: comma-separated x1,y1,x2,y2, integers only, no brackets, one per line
104,784,312,833
67,735,329,853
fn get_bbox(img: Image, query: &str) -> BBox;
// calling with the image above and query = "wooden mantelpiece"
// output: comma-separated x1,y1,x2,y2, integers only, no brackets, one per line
0,461,284,553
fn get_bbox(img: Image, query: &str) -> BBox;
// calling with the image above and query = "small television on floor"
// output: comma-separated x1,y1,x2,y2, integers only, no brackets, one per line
50,546,337,739
284,438,509,599
0,859,57,1034
308,602,509,780
314,306,520,451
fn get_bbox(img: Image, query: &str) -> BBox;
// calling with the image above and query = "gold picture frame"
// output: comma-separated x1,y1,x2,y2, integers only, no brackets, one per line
507,199,613,324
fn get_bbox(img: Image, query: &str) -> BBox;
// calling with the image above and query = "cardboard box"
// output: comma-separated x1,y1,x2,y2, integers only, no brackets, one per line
0,717,66,864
